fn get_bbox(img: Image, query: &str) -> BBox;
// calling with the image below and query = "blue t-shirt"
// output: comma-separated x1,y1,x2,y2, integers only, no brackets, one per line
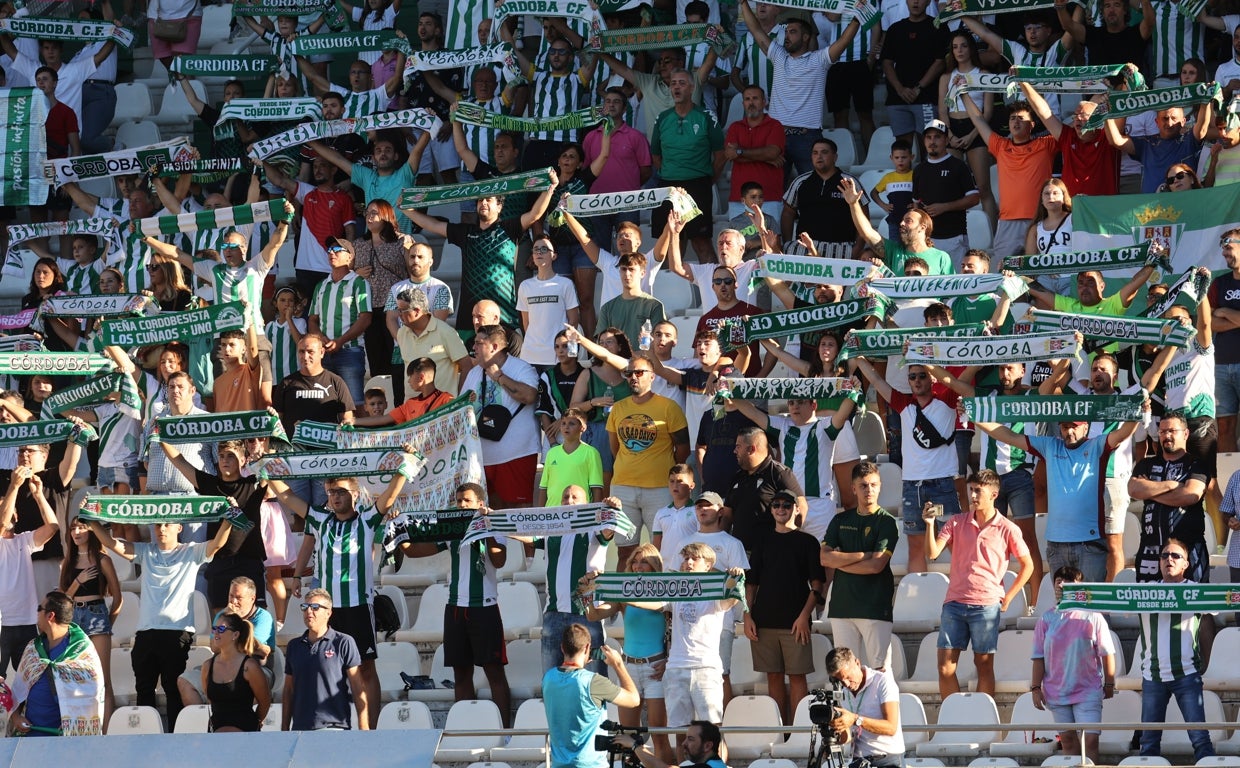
285,628,362,730
25,635,69,730
622,605,666,659
351,164,416,234
1132,134,1203,193
212,606,276,655
542,666,620,768
1027,434,1111,543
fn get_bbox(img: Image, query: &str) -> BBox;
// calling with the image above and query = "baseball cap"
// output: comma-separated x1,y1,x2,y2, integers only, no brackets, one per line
328,237,355,256
694,491,724,507
772,489,798,503
923,119,949,135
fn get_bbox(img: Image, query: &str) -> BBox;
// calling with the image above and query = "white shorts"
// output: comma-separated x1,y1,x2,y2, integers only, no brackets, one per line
664,666,724,727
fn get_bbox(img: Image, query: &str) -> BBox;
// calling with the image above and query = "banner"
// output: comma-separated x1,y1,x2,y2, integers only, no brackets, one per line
861,273,1025,300
78,495,234,524
398,168,554,209
962,393,1147,424
453,101,605,134
553,187,701,226
0,352,112,376
382,509,478,551
1084,82,1222,130
591,571,744,602
40,372,141,419
0,88,49,206
0,419,97,447
168,55,279,78
99,301,247,346
1028,309,1195,348
251,448,424,480
492,0,604,40
459,503,635,545
903,331,1080,366
1057,582,1240,613
44,138,192,187
935,0,1084,26
135,200,292,237
248,108,441,161
287,30,414,57
214,99,323,142
8,217,120,253
724,377,859,401
840,323,986,360
157,410,289,444
998,242,1166,276
38,294,154,319
0,308,35,330
758,253,883,285
0,17,134,46
720,295,892,345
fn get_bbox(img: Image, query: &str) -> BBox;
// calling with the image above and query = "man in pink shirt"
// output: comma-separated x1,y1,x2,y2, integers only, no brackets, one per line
583,87,653,248
923,469,1034,698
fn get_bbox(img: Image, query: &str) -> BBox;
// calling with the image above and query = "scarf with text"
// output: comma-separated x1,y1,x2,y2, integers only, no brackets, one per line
454,101,606,134
40,372,141,419
903,331,1081,366
99,301,247,347
382,508,478,551
459,503,636,546
135,199,292,237
550,186,701,227
1028,309,1195,348
231,0,348,28
493,0,604,41
588,24,737,56
721,295,892,345
9,216,121,254
157,410,289,444
38,294,154,319
723,376,861,401
963,393,1147,424
154,158,248,185
248,108,442,160
1085,82,1223,130
287,30,414,58
0,334,43,352
45,138,193,187
0,419,97,447
935,0,1085,26
0,351,112,376
1057,582,1236,613
999,241,1170,276
1143,268,1212,319
251,448,424,480
214,99,323,142
398,167,555,209
840,322,986,360
944,65,1139,108
79,494,238,524
0,17,134,47
758,253,886,285
407,43,522,83
0,87,48,205
169,55,280,78
748,0,880,29
0,308,36,330
858,273,1025,300
591,571,746,603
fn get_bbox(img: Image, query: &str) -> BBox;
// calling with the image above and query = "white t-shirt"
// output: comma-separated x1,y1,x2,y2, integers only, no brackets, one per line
461,355,543,465
884,298,937,395
895,392,959,481
669,530,750,630
134,541,211,632
667,592,734,670
516,274,579,366
598,247,662,305
844,667,906,758
688,261,759,313
0,532,41,624
654,503,697,566
652,356,693,411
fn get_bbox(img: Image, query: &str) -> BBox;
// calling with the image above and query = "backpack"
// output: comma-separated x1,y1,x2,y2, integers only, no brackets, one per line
373,592,401,640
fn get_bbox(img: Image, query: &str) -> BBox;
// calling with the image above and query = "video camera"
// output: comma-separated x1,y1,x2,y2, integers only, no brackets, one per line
595,720,647,767
808,681,845,729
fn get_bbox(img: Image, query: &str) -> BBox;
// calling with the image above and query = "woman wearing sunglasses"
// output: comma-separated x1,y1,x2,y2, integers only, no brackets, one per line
203,612,271,732
1160,163,1202,192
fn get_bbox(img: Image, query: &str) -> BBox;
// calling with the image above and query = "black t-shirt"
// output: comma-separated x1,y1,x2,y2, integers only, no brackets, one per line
1084,24,1148,68
537,362,584,418
13,468,68,560
469,160,535,223
402,68,464,121
196,469,267,560
272,369,355,434
785,169,859,244
695,409,749,495
881,18,952,106
749,527,825,627
723,455,805,552
912,154,976,239
1132,453,1209,582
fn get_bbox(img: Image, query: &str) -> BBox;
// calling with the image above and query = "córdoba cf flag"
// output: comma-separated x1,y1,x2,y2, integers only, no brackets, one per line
1072,186,1240,278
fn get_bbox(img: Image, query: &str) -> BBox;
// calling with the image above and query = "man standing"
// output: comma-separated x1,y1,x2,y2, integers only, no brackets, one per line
402,12,462,185
1210,230,1240,453
910,119,979,269
821,462,900,670
881,0,950,156
583,87,653,249
925,470,1034,697
544,625,640,768
1056,0,1150,67
721,426,806,553
282,589,368,731
1019,84,1120,198
651,68,724,264
1137,538,1217,761
143,373,216,535
503,26,595,170
737,0,860,178
825,647,906,767
1104,104,1214,194
597,253,667,351
1129,414,1210,582
731,1,785,97
782,139,867,258
307,239,372,405
724,85,785,219
262,156,357,302
310,130,429,235
608,356,691,565
394,288,471,397
842,176,952,275
3,428,81,600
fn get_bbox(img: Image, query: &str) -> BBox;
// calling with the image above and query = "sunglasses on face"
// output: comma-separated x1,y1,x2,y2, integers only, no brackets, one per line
712,278,736,286
300,602,329,612
908,372,929,380
1165,170,1190,185
327,246,348,254
771,501,794,508
1159,552,1185,561
212,624,232,634
623,369,651,378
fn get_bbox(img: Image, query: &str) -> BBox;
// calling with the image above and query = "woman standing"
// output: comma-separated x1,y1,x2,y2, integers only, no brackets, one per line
23,257,78,351
60,516,123,727
1023,178,1074,296
354,200,415,389
939,30,997,233
203,612,270,732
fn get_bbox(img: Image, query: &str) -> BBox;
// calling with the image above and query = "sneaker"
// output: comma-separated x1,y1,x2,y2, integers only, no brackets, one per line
276,621,285,633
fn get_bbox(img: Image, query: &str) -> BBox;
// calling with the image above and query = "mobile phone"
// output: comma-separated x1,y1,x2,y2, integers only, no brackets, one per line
591,648,605,662
928,504,944,518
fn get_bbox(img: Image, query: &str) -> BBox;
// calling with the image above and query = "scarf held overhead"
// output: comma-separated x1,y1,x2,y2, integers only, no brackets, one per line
44,138,193,187
724,377,859,401
382,508,477,551
168,55,279,78
135,199,293,237
591,571,745,602
903,331,1081,366
1027,309,1196,348
251,448,424,480
0,418,97,447
721,295,892,345
214,98,323,141
38,293,155,319
962,393,1148,424
999,242,1167,276
460,503,636,546
840,323,986,360
0,351,112,376
1085,82,1222,130
157,410,289,444
453,101,605,134
99,301,247,346
0,17,134,47
551,186,701,226
859,273,1025,300
399,168,555,209
78,494,232,524
758,253,881,285
247,108,442,161
40,372,141,419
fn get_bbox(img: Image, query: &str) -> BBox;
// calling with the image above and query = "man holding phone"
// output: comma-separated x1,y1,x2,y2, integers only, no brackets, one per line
544,624,640,768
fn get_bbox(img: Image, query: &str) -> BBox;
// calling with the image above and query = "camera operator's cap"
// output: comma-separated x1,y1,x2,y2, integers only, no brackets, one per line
694,491,724,507
924,118,949,135
772,489,798,503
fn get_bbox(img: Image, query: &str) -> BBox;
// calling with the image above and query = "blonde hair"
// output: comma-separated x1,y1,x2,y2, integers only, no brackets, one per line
625,543,663,573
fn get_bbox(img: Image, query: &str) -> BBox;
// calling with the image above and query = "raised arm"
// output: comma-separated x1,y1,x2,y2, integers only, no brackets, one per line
257,201,294,270
840,176,882,248
87,518,134,559
406,129,431,172
561,210,601,264
520,169,561,230
738,0,772,54
307,140,356,177
1055,0,1088,46
451,114,482,174
1020,82,1063,140
851,355,893,403
261,159,299,198
975,419,1033,451
1115,264,1157,308
961,83,996,145
826,19,861,62
157,440,204,489
268,478,310,519
961,15,1003,52
1104,117,1135,156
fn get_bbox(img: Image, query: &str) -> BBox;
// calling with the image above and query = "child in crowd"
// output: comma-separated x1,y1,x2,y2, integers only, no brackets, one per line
872,139,915,240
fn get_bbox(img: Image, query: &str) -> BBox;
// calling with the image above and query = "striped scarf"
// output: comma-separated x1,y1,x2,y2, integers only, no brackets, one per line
135,199,292,236
248,108,441,161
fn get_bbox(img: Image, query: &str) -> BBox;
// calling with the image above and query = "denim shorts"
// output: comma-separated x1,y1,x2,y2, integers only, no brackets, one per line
551,243,595,274
937,601,1000,654
901,476,961,534
1216,363,1240,417
73,600,112,636
998,468,1036,521
97,463,140,491
1047,695,1104,734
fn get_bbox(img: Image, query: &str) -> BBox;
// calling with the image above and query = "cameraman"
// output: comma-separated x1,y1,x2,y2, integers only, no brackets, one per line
826,647,905,768
613,721,726,768
544,624,640,768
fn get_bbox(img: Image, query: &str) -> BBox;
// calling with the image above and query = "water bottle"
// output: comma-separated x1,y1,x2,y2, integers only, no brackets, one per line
639,319,653,351
566,333,579,358
603,385,614,415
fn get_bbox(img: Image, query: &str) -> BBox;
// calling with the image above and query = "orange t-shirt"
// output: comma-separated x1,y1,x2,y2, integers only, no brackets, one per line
390,389,453,424
213,361,261,413
987,133,1058,221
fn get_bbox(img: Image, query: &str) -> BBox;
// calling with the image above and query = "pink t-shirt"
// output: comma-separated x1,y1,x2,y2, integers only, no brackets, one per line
583,122,653,194
1032,608,1116,705
937,511,1029,605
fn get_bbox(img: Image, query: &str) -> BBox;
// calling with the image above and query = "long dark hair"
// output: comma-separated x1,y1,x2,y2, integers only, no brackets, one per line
59,515,105,593
594,327,632,364
25,257,67,304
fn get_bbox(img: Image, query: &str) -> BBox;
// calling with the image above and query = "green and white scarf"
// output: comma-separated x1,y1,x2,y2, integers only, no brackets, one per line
492,0,604,41
169,55,280,78
724,376,859,401
935,0,1084,26
0,351,113,376
135,199,292,237
0,418,97,447
1085,82,1223,130
0,17,134,47
588,23,737,56
1010,63,1143,94
231,0,347,27
215,99,323,142
11,622,103,736
840,323,986,361
0,87,49,206
99,301,247,347
383,508,478,551
459,503,636,546
79,494,234,524
550,186,701,227
860,273,1025,300
44,138,192,187
409,43,523,84
38,294,154,319
999,242,1171,276
758,253,885,285
251,448,424,480
1028,309,1195,348
721,295,892,345
40,372,141,418
398,167,555,209
154,158,248,184
288,30,414,58
904,331,1080,366
157,410,289,444
248,108,442,161
1058,582,1237,613
0,334,43,352
291,420,340,449
963,393,1147,424
1143,268,1212,319
454,101,606,134
591,571,745,603
9,217,120,252
753,0,880,29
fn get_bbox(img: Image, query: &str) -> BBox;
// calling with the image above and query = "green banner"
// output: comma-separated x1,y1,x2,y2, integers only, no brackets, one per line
251,448,424,479
904,331,1080,366
963,393,1147,424
168,55,279,78
99,301,247,347
1028,309,1195,348
1085,82,1222,130
724,377,859,401
398,167,554,209
999,242,1164,276
78,495,235,525
758,254,886,285
382,508,477,551
721,295,892,345
157,410,289,444
154,158,247,185
0,88,50,206
38,294,154,319
453,101,605,134
0,352,113,376
0,419,97,447
840,323,986,360
40,372,141,419
1057,582,1240,613
592,571,744,602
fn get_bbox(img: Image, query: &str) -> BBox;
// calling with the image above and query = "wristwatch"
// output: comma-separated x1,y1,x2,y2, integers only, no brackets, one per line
736,148,745,157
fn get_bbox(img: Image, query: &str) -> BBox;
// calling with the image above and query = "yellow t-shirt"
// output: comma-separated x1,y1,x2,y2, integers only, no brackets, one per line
606,394,688,488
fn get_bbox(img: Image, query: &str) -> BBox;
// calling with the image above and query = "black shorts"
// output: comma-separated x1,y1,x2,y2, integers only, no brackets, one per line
204,554,267,610
443,604,508,668
652,176,713,240
826,60,875,114
328,603,379,661
949,117,987,152
1186,414,1218,479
